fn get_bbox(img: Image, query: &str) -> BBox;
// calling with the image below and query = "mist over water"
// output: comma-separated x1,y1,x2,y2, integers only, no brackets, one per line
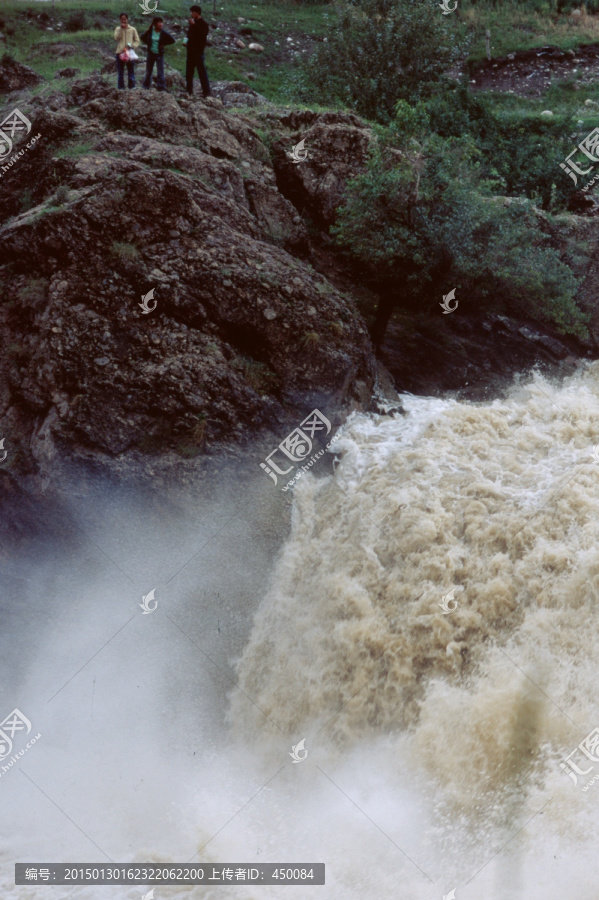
4,365,599,898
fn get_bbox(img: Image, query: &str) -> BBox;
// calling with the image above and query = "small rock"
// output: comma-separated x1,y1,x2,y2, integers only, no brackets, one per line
307,306,317,316
263,308,277,320
507,53,515,60
248,42,264,52
235,39,245,49
540,110,553,117
237,16,246,23
95,357,110,366
246,72,256,81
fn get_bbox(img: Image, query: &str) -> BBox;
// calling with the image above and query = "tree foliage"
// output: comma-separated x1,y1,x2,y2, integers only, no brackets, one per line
334,102,587,337
305,0,464,122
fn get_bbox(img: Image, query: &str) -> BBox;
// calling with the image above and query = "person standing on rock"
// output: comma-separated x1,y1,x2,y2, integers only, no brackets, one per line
185,5,211,98
114,13,141,90
141,17,175,92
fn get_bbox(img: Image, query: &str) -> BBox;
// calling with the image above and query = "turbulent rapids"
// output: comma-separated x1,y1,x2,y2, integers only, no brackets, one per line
6,365,599,900
227,363,599,896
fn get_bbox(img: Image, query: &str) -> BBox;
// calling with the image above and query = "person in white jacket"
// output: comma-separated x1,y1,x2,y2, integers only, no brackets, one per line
114,13,141,90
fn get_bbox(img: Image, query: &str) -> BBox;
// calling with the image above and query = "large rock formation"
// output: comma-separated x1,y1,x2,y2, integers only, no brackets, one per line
0,78,378,482
0,54,43,93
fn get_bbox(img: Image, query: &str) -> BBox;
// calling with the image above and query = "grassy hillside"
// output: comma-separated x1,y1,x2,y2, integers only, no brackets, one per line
0,0,330,103
2,0,599,340
3,0,599,105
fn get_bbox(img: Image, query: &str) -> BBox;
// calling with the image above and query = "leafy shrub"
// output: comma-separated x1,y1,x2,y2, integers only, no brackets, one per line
423,86,576,210
65,11,88,32
304,0,464,123
334,119,588,337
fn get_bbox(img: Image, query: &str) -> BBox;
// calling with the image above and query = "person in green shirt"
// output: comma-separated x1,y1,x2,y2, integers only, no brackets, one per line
141,17,175,92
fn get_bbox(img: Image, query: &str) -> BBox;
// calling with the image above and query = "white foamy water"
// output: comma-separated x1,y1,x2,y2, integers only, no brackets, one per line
4,364,599,898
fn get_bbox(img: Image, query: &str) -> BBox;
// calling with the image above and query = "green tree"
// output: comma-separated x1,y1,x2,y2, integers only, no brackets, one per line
305,0,464,123
334,107,587,343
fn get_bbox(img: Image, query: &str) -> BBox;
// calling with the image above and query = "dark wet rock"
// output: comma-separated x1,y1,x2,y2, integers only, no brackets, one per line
0,82,376,483
210,80,269,108
55,67,80,79
269,111,373,228
0,54,43,93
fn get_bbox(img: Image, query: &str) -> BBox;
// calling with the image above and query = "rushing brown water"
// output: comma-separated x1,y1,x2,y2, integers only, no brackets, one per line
4,365,599,899
229,363,599,897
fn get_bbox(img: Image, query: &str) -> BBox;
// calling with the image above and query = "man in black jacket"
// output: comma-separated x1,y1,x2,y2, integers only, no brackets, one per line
185,5,211,97
141,17,175,91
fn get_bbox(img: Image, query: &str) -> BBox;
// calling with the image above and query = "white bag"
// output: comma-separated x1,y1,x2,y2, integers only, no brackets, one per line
128,49,139,61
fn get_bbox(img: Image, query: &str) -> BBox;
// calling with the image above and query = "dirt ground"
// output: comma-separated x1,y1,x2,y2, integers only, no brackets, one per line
468,42,599,97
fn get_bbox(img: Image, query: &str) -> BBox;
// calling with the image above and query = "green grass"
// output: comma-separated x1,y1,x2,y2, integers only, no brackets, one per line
458,0,599,63
0,0,329,104
54,139,97,158
4,0,599,107
110,241,139,260
2,0,599,134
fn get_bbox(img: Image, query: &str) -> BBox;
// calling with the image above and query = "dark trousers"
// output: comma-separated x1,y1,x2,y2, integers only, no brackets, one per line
116,54,136,89
186,51,210,96
143,52,166,90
